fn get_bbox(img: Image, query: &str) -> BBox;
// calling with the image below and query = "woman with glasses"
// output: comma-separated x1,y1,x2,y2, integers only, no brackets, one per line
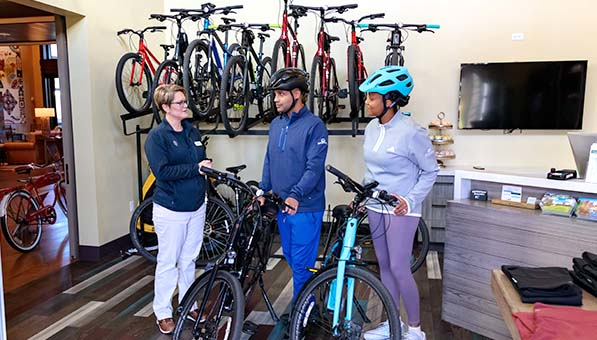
145,84,213,334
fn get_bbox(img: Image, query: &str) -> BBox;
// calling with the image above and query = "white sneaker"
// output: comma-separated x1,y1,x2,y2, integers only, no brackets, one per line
364,321,389,340
404,327,426,340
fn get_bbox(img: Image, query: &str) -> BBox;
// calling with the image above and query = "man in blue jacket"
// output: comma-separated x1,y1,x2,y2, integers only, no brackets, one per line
259,68,328,302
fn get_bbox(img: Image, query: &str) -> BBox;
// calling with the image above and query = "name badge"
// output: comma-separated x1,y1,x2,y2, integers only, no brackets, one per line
194,141,203,146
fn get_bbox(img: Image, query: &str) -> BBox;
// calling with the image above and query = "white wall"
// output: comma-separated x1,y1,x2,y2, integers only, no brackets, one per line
168,0,597,207
18,0,597,246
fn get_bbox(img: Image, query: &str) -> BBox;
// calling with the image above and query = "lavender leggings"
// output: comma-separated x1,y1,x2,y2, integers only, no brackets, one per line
367,210,421,325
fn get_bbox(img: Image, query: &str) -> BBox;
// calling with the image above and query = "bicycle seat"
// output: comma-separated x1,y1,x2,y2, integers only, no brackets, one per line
221,17,236,25
257,32,270,39
15,166,33,175
225,164,247,175
160,44,174,51
332,204,351,220
357,36,364,43
329,35,340,42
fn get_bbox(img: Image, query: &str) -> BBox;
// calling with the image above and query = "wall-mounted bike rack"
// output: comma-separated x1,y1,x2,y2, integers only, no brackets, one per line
120,110,155,202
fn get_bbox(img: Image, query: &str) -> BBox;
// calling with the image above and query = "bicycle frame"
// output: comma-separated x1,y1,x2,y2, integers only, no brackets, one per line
200,19,234,75
0,169,63,224
329,213,360,331
136,39,161,77
279,0,302,68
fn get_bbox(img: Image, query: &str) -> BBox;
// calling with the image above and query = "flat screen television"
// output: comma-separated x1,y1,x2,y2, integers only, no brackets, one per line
457,60,587,130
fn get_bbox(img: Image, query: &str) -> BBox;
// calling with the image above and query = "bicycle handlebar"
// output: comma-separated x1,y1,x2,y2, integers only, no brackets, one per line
201,166,295,211
117,26,166,36
357,23,440,33
326,164,399,206
289,3,358,15
218,23,275,32
170,4,243,17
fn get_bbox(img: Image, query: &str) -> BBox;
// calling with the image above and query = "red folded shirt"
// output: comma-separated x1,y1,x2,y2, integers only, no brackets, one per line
513,302,597,340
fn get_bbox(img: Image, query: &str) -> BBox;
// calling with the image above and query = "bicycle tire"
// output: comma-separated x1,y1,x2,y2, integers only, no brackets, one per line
347,45,363,120
220,55,250,136
327,58,339,123
297,44,307,71
411,218,430,273
1,189,42,252
183,40,218,118
55,179,68,217
271,39,288,74
129,196,235,264
289,266,401,340
173,270,244,340
151,59,182,123
257,56,273,118
197,197,235,266
115,52,153,114
308,55,324,119
129,197,157,263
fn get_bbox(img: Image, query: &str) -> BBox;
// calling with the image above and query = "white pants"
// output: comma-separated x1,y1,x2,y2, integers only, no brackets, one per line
152,202,206,320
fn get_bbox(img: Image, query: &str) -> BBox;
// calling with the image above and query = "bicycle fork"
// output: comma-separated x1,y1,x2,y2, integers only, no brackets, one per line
329,216,358,334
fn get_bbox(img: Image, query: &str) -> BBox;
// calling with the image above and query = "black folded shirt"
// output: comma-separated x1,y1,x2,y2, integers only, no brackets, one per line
582,251,597,268
573,257,597,280
571,269,597,297
502,265,582,306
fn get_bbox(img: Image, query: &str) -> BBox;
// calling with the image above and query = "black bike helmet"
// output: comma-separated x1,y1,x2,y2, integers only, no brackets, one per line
269,67,309,93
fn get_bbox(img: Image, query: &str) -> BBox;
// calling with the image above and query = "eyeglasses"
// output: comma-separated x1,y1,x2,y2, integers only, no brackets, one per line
171,100,188,106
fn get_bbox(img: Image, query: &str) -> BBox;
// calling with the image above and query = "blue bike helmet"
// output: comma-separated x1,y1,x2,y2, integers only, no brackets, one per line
359,66,413,120
359,65,414,97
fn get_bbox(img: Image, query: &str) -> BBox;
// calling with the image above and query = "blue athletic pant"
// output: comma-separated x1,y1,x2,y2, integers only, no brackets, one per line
276,211,323,301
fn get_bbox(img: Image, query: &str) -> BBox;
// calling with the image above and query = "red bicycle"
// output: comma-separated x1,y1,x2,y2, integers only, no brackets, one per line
326,13,385,136
0,159,67,252
270,0,308,73
115,26,169,115
291,4,357,123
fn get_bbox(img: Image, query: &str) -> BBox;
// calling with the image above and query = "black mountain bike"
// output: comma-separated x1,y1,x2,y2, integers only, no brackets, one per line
174,166,290,339
219,23,275,136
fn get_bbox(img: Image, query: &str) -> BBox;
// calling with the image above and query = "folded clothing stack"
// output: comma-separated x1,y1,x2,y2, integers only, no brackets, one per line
571,251,597,297
501,265,582,306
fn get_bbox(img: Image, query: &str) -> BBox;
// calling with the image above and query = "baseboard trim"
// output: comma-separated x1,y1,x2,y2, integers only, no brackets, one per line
79,234,132,262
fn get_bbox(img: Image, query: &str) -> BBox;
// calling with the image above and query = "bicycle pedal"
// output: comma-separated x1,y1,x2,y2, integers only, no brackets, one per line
338,88,348,99
242,320,259,335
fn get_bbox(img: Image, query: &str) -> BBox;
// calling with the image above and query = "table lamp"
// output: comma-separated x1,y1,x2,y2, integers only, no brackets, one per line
35,107,55,134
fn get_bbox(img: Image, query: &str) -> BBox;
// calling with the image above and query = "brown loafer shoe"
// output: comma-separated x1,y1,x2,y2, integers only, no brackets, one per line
156,317,175,334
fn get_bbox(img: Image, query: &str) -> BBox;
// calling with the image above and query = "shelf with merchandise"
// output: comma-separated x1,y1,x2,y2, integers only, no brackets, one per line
428,112,455,167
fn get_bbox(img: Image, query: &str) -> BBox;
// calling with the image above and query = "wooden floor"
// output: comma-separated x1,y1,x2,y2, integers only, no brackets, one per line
1,166,72,293
3,237,490,340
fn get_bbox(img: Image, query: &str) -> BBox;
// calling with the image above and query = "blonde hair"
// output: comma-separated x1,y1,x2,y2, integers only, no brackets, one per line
153,84,187,113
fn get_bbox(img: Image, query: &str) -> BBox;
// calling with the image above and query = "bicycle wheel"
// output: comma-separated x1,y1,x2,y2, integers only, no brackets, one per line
308,56,324,119
220,55,250,136
183,40,218,118
289,266,400,340
115,52,153,114
1,190,42,252
297,44,307,71
347,45,363,120
129,197,158,263
197,197,235,266
411,218,430,273
326,58,339,122
55,180,68,217
173,270,244,340
257,56,273,118
151,59,182,123
271,39,288,74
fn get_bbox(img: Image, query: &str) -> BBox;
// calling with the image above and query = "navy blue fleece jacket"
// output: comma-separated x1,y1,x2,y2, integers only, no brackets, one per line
144,119,206,212
260,106,328,212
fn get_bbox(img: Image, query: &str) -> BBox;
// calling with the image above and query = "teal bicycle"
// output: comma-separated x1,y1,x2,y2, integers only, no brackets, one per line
289,164,400,340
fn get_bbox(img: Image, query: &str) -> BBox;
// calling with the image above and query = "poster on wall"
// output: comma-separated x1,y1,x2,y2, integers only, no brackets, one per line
0,46,26,128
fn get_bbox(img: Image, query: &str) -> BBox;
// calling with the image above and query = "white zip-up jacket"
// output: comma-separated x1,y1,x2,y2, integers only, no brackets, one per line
363,111,439,216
